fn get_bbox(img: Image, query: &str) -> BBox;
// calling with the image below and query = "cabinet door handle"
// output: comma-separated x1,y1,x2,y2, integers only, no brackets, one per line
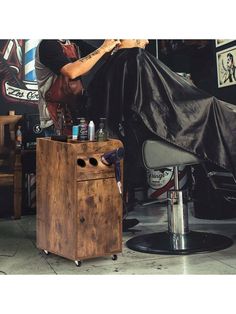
80,217,85,223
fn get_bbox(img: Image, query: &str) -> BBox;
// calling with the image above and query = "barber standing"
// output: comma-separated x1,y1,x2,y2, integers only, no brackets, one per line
35,39,120,136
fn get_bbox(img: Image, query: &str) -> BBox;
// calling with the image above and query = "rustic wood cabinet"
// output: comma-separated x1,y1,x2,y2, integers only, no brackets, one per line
36,138,123,265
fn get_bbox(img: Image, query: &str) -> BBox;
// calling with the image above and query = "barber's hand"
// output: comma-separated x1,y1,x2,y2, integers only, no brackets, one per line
100,39,121,53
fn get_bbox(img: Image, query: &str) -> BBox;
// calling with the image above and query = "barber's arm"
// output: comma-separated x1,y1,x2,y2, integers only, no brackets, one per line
61,39,120,79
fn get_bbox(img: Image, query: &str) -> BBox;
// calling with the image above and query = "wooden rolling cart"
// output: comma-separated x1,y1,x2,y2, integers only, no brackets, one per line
36,138,123,266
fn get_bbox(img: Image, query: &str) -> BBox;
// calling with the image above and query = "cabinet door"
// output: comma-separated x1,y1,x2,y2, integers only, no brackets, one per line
76,178,122,259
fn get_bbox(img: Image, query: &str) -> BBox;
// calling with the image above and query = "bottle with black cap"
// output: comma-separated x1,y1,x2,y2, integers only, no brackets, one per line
96,118,108,142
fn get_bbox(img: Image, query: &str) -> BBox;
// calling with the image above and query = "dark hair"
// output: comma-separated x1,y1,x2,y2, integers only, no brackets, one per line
227,53,234,61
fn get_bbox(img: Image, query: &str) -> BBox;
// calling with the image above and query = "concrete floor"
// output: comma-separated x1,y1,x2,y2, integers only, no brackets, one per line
1,203,236,275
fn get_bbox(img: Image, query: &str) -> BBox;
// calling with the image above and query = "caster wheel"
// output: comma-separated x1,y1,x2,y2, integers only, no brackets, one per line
75,260,82,267
44,250,49,255
112,254,118,261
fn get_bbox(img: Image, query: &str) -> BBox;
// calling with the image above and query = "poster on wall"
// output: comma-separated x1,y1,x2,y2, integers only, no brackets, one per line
0,39,40,114
216,45,236,88
215,40,234,47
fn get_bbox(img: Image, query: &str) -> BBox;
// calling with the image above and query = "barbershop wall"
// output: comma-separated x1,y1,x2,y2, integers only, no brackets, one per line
158,40,236,106
213,40,236,104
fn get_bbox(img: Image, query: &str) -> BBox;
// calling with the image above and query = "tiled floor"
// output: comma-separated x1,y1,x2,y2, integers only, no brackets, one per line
1,203,236,275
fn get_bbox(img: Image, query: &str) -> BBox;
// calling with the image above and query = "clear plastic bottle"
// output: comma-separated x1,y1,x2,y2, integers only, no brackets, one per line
96,119,108,142
16,125,22,148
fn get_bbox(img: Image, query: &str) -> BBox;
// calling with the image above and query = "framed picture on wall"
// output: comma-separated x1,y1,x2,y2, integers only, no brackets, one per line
216,45,236,88
215,40,234,47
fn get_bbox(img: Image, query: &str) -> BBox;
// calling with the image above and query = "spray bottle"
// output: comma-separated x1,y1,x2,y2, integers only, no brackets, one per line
88,121,95,141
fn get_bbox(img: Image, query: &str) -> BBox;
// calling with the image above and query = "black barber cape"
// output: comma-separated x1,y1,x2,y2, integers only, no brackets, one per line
87,48,236,177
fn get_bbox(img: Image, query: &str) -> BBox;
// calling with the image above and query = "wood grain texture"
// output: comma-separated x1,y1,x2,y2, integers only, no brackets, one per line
76,178,122,259
0,173,14,185
37,138,123,262
0,115,22,147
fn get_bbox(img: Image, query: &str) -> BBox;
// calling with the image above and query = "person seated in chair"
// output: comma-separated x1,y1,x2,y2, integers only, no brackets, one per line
87,39,236,181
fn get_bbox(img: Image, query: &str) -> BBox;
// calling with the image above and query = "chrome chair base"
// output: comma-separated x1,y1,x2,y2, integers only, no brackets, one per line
126,231,233,255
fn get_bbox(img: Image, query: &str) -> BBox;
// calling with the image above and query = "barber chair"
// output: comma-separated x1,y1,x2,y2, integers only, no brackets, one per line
126,139,233,254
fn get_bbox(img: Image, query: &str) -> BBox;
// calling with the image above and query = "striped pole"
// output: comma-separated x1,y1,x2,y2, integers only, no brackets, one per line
27,173,36,209
30,173,36,209
24,39,40,89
